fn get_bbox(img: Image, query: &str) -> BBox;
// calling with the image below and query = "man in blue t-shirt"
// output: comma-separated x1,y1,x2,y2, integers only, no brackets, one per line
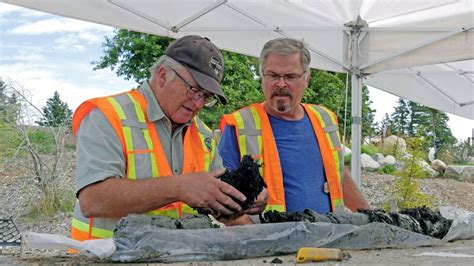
219,38,369,225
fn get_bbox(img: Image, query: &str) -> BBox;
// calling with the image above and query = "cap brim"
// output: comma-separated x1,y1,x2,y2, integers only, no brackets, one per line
186,67,227,105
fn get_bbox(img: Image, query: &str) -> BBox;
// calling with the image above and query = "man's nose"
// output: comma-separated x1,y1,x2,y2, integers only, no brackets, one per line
275,76,288,87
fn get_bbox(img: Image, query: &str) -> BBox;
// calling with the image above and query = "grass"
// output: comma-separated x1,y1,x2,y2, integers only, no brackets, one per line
26,187,76,220
361,144,379,156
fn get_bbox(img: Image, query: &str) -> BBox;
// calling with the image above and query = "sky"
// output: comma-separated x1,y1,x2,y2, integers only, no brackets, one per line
1,3,472,141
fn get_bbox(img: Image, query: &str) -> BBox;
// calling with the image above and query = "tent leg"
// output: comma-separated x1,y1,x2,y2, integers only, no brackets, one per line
350,74,362,188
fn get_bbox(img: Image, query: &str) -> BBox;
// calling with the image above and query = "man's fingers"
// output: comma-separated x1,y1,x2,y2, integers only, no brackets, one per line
209,201,233,216
218,181,246,203
215,189,243,213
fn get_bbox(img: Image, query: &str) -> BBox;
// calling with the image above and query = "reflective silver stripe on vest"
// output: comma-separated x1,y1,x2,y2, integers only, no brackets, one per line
73,92,159,234
114,93,157,180
311,105,344,185
236,107,262,158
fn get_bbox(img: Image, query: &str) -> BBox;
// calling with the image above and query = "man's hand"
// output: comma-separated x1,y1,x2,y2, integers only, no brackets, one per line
216,188,268,226
242,187,268,215
176,170,246,217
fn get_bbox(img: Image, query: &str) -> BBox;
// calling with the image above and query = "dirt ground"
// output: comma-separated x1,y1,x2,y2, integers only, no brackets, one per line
1,239,473,265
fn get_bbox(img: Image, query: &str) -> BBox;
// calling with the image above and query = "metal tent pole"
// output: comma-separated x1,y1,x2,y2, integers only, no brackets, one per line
346,16,367,188
350,74,362,187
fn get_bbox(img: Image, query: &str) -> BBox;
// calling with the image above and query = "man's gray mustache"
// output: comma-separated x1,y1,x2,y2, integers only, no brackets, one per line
272,88,292,97
271,90,292,99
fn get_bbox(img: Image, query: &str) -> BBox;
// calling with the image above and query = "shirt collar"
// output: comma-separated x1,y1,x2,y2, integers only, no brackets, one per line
138,81,165,122
138,81,193,127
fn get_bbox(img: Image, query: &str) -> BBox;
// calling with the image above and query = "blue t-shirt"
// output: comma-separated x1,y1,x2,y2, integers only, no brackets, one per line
218,111,331,213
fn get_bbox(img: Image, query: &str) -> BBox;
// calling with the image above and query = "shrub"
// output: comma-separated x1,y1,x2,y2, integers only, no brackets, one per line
344,154,351,166
383,138,433,210
27,129,56,154
377,164,396,174
361,144,379,156
0,121,22,159
438,139,473,165
452,139,472,165
27,186,75,219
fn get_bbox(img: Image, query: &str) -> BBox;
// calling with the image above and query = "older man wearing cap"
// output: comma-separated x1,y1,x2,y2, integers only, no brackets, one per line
70,35,267,241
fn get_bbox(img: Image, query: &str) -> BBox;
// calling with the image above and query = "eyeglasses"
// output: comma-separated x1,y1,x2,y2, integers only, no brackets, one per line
170,68,218,108
262,71,306,84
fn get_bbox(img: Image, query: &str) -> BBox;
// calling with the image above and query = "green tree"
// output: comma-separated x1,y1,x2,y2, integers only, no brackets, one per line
304,70,345,113
0,78,22,159
384,138,434,210
36,91,73,127
304,71,376,141
389,99,455,159
0,78,20,124
360,86,377,138
93,30,173,83
416,107,456,158
380,113,393,137
407,101,428,136
335,84,377,141
390,98,411,136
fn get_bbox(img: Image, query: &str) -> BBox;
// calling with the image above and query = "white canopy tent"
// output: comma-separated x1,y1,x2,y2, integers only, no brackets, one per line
2,0,473,186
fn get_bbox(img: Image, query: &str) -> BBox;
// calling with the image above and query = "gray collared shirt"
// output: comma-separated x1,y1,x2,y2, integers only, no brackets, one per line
75,82,223,194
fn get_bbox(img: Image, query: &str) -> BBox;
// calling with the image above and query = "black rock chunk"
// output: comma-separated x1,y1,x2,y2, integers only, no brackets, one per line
400,207,452,238
261,207,452,239
217,154,266,210
270,257,283,264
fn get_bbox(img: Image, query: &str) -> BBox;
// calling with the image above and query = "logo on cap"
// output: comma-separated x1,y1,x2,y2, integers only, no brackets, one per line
209,56,223,77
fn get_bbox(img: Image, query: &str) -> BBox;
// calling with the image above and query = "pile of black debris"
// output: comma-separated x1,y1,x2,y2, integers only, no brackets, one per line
217,154,266,210
261,207,452,239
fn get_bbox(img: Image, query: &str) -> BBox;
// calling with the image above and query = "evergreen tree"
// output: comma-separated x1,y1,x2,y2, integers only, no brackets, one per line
0,78,9,121
380,113,393,137
0,78,20,124
36,91,72,127
408,101,428,136
390,98,411,136
361,86,377,138
305,70,345,114
416,107,456,157
389,98,456,159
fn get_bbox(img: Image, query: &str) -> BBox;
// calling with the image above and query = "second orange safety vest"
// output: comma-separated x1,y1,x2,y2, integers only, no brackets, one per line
220,103,345,213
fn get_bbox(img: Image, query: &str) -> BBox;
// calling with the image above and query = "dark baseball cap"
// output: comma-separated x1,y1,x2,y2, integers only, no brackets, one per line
165,35,226,105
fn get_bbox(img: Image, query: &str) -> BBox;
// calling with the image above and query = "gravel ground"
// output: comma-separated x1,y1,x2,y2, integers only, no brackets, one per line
360,172,474,212
1,160,473,264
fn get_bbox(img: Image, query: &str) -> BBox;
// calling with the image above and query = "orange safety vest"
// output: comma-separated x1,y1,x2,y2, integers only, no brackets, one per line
70,89,216,241
220,103,345,213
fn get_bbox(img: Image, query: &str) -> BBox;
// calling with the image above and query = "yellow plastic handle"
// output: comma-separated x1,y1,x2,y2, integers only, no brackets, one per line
296,247,344,263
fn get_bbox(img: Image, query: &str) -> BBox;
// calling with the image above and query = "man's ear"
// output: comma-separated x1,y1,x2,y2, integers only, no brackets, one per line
156,66,168,88
304,71,311,88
